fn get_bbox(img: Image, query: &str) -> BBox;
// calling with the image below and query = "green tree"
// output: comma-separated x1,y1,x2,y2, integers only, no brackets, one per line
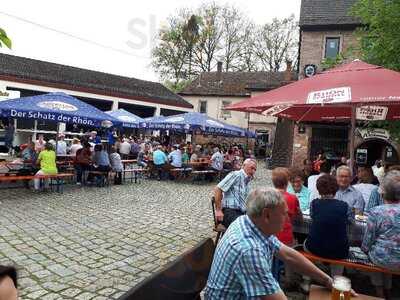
351,0,400,71
0,28,12,49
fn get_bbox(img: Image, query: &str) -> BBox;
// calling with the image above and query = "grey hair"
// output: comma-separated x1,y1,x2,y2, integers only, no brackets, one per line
381,170,400,202
247,188,285,217
243,158,257,167
336,165,352,177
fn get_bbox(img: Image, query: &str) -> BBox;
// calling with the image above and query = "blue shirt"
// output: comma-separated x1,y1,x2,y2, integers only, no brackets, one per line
218,170,252,212
362,204,400,271
365,186,383,214
153,149,167,165
92,150,110,167
287,184,311,212
335,186,365,213
168,150,182,168
205,215,282,299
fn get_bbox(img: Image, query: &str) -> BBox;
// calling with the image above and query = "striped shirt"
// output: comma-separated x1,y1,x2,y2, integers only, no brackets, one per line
217,169,252,212
205,215,282,300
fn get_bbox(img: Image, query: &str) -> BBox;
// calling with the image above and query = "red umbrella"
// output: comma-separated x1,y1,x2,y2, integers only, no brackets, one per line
227,60,400,166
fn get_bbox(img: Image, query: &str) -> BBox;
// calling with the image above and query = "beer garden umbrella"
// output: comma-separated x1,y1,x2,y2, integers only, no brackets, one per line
140,112,256,138
106,108,144,128
227,60,400,167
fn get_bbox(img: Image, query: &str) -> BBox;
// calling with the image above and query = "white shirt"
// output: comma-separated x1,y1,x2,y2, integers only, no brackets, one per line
56,141,67,155
119,141,131,155
353,183,376,208
70,144,83,156
307,173,323,202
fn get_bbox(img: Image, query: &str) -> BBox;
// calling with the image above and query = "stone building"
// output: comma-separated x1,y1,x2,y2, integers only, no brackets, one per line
272,0,399,168
0,53,192,145
179,61,296,153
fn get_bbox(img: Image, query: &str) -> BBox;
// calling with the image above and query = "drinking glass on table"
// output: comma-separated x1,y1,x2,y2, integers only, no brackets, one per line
331,276,351,300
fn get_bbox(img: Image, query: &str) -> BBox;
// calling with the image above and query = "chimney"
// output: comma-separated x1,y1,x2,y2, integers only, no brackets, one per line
284,60,292,82
217,61,223,82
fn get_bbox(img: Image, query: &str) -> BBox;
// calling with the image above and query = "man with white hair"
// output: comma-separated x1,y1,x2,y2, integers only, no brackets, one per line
205,188,333,299
335,165,365,215
210,147,224,172
214,158,257,228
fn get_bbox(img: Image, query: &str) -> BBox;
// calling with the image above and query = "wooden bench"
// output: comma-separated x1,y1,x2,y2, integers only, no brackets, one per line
298,250,400,275
169,167,192,180
85,170,110,186
117,238,215,300
123,168,148,183
0,173,74,193
191,170,217,183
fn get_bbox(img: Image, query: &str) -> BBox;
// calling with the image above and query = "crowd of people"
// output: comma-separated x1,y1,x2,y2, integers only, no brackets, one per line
9,131,256,187
209,157,400,299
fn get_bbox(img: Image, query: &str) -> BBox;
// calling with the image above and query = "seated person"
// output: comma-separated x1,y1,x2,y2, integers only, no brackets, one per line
335,165,365,215
272,167,302,283
0,266,17,300
109,146,123,185
34,134,46,153
153,145,168,180
137,144,149,168
305,174,354,276
168,145,182,168
74,142,92,185
362,170,400,299
205,188,333,299
88,144,111,183
287,167,311,212
181,147,190,167
353,166,377,209
21,142,37,164
34,143,58,191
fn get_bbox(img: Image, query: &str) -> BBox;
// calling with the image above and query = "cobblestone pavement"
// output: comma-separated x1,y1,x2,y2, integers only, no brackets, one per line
0,163,276,300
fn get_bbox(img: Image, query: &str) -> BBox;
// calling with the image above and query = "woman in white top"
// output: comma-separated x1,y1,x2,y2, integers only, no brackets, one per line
109,146,123,184
69,138,83,156
353,166,378,209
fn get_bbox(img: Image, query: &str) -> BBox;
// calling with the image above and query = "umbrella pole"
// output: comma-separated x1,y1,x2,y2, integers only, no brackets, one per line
349,106,356,171
55,122,60,159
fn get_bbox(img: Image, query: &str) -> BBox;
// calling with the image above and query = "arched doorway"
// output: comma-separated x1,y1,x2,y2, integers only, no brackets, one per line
355,138,399,166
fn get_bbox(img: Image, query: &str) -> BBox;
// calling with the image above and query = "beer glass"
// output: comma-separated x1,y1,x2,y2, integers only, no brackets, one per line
331,276,351,300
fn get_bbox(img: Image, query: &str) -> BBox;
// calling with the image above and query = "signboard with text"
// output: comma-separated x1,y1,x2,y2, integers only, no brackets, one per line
356,105,388,121
307,87,351,104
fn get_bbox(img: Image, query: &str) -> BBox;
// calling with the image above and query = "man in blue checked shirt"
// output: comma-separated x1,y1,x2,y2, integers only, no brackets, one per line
214,159,257,228
205,188,334,300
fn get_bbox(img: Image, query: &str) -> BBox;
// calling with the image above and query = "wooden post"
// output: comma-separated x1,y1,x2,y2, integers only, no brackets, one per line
349,106,356,171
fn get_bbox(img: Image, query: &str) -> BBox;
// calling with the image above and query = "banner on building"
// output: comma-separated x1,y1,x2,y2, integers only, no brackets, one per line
356,105,388,121
357,128,390,141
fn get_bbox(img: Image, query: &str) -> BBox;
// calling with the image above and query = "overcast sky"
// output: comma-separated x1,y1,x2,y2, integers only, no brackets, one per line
0,0,301,83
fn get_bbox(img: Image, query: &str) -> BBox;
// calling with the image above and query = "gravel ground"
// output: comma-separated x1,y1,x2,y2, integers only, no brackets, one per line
0,162,397,299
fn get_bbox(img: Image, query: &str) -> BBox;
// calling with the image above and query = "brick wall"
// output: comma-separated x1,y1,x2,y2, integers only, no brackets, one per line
291,124,312,168
299,29,360,78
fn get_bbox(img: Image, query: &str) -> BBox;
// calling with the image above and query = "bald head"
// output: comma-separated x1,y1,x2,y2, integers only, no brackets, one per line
243,159,257,178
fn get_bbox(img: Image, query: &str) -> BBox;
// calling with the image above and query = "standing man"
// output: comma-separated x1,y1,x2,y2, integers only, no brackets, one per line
335,165,365,215
214,159,257,228
56,133,67,155
210,147,224,172
205,188,334,300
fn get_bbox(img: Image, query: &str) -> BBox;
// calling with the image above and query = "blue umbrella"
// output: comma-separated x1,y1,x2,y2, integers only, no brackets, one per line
0,92,120,128
140,112,255,138
106,109,144,128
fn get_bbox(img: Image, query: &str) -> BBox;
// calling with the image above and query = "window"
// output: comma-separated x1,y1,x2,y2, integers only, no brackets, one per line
199,100,207,114
221,101,231,118
325,37,340,58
